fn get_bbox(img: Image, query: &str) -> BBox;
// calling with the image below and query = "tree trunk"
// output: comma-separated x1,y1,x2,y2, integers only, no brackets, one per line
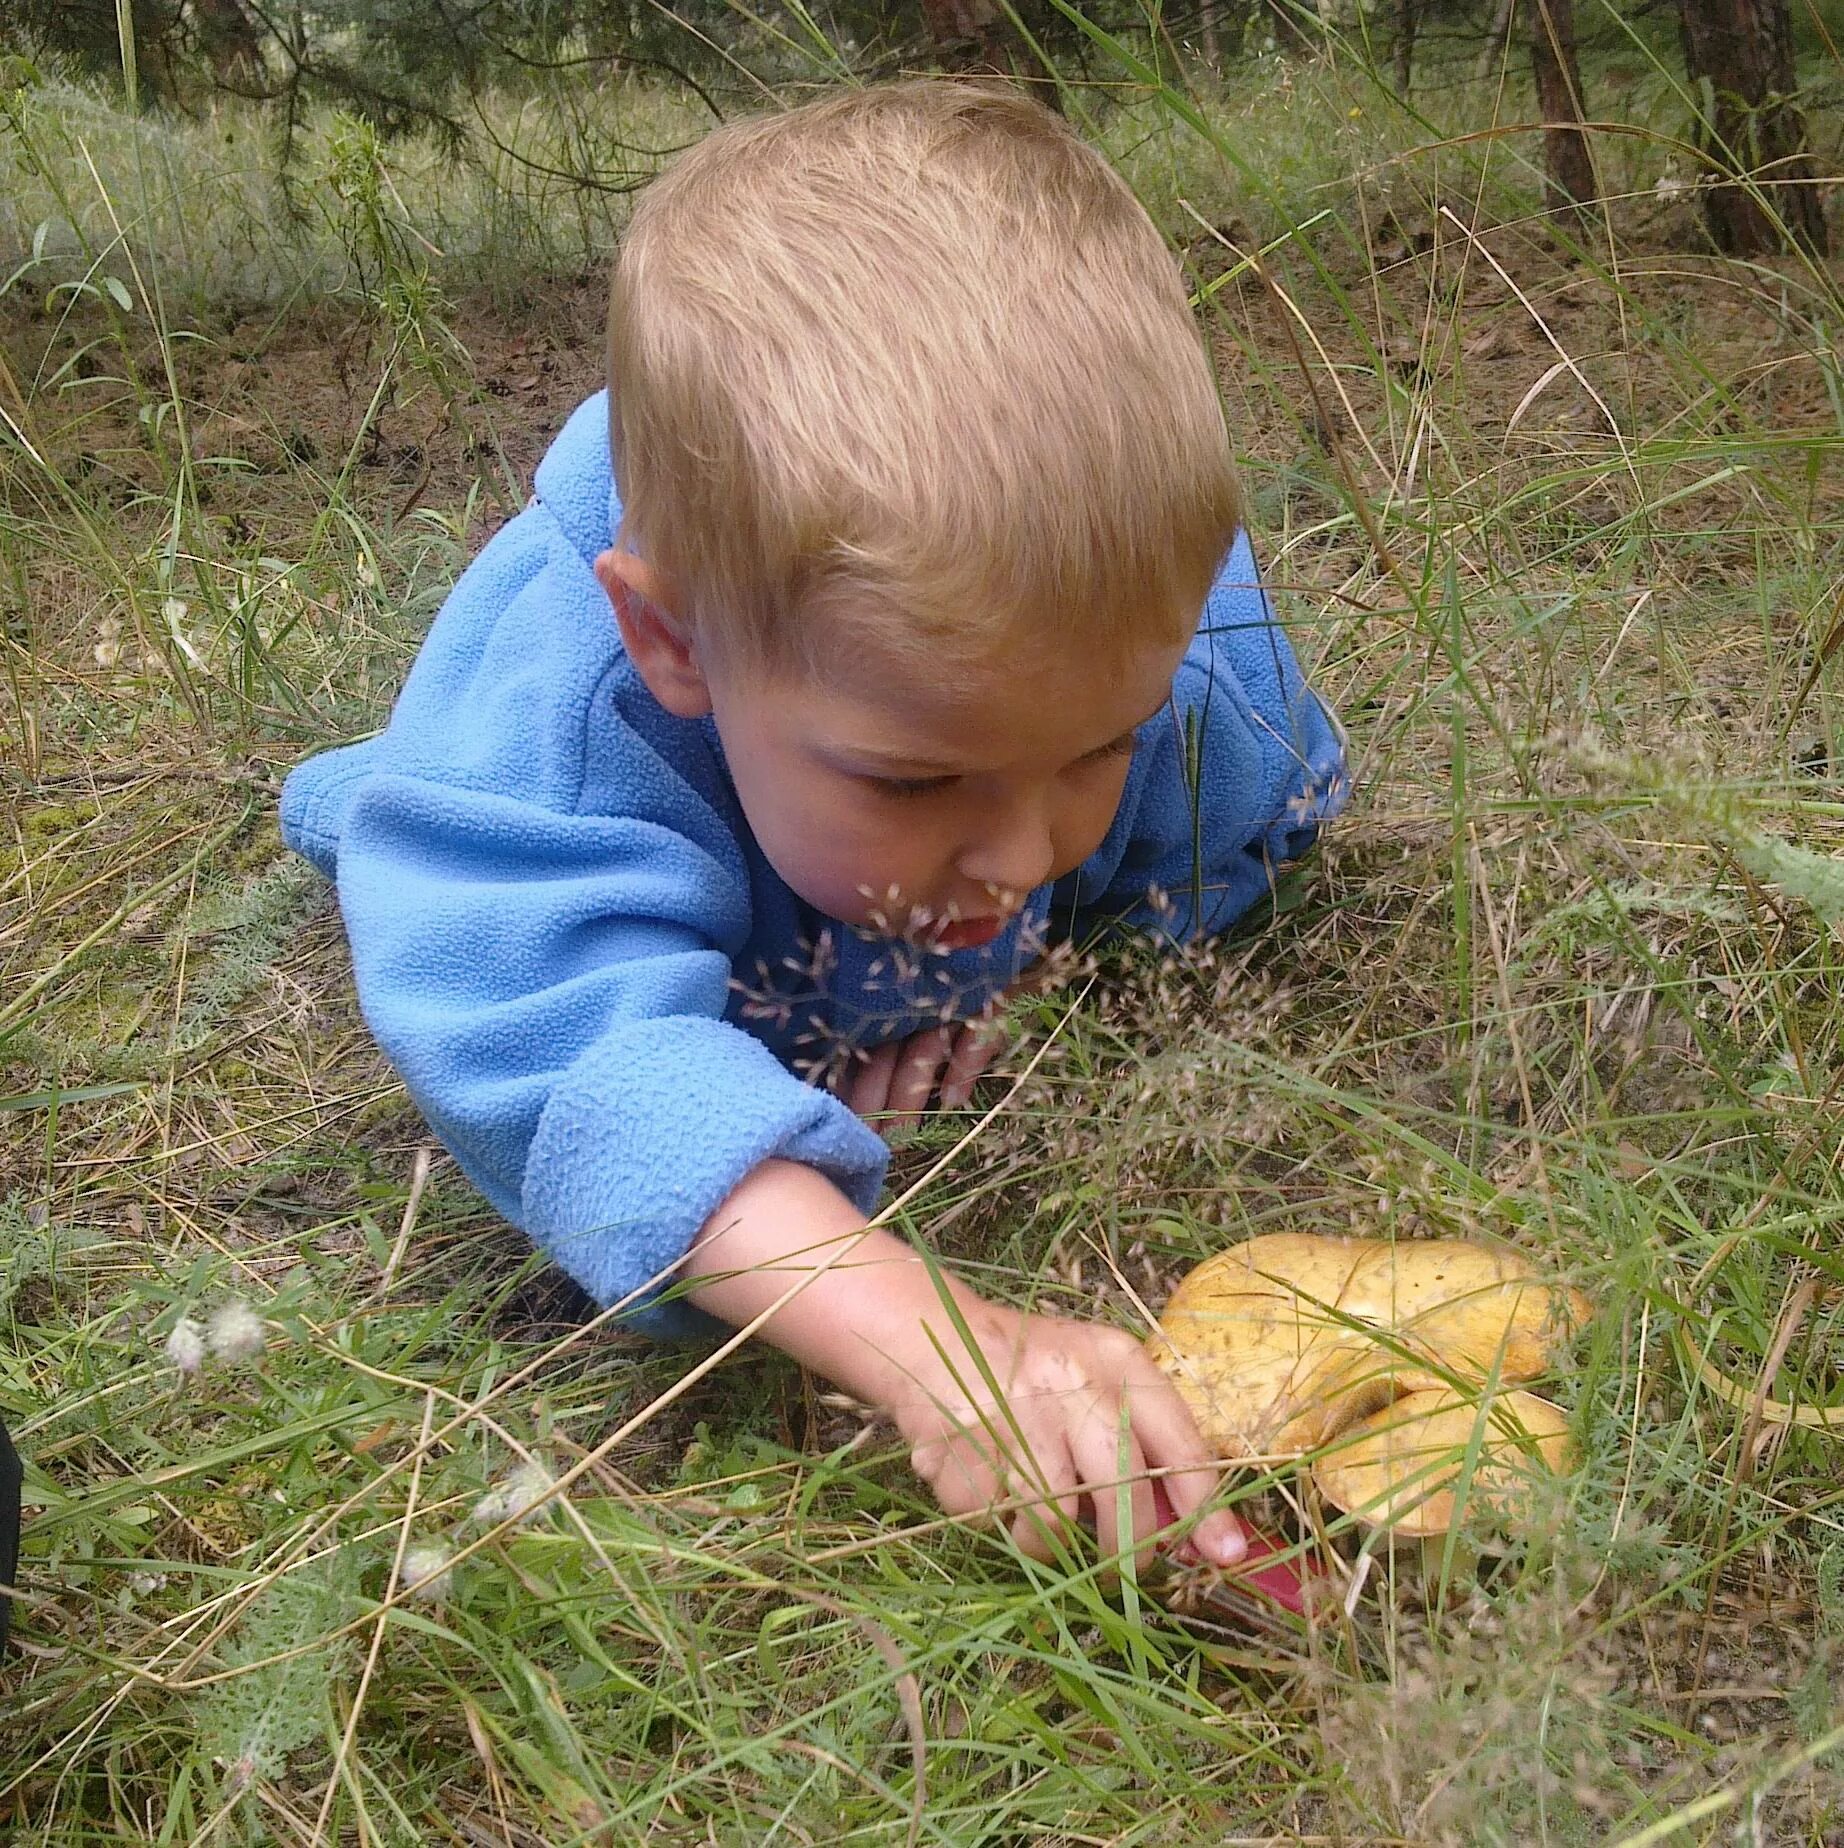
192,0,263,87
918,0,1063,113
1676,0,1828,257
1210,0,1253,62
1476,0,1515,81
1393,0,1419,95
1263,0,1317,53
1197,0,1221,72
1530,0,1596,223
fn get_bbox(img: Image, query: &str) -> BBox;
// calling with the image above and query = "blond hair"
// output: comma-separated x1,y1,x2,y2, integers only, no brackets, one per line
607,79,1240,678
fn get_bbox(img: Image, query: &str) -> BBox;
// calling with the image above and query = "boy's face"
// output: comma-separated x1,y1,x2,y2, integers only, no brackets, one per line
598,550,1187,945
709,636,1187,945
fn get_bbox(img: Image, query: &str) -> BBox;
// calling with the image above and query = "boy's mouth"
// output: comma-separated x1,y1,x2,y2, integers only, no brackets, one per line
928,914,1008,951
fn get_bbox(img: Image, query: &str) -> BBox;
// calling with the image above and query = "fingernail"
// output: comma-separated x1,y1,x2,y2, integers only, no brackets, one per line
1200,1517,1247,1567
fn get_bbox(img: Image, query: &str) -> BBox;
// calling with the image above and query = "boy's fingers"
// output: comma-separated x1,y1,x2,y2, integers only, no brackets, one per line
847,1040,901,1121
1072,1423,1156,1573
912,1434,999,1520
885,1027,954,1127
1009,1439,1082,1564
938,1019,1010,1109
1170,1500,1245,1570
1124,1356,1246,1566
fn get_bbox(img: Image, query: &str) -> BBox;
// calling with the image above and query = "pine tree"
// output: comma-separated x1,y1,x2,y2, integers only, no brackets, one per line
1676,0,1828,256
1530,0,1596,223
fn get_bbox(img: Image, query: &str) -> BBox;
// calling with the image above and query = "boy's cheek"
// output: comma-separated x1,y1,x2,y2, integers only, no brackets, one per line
745,785,934,925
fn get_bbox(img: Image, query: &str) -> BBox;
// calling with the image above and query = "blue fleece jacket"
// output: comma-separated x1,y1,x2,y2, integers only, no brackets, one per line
281,391,1346,1334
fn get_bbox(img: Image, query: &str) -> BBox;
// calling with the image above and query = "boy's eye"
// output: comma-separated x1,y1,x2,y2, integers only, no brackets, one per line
1080,733,1138,768
861,734,1133,799
867,773,957,798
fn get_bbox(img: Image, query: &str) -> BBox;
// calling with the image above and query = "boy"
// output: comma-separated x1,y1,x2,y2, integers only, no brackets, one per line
281,81,1345,1573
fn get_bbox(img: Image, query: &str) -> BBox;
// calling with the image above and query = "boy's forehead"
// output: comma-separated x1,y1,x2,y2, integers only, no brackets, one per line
805,607,1186,702
783,631,1186,759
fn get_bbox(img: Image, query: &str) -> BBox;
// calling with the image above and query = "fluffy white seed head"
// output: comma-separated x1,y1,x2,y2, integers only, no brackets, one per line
206,1299,267,1364
164,1317,207,1374
402,1543,454,1603
472,1460,554,1528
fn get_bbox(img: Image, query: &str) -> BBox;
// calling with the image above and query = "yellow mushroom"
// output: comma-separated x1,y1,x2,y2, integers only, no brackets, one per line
1311,1387,1573,1537
1147,1233,1586,1538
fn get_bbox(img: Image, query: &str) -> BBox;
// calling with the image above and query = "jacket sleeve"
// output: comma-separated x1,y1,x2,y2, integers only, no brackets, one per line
306,508,888,1339
1057,530,1347,945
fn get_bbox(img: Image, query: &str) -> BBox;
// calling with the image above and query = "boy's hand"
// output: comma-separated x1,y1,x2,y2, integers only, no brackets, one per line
831,1016,1010,1133
884,1298,1247,1573
685,1161,1243,1574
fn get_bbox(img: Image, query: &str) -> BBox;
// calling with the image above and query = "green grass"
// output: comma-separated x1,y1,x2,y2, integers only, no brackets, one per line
5,14,1844,1844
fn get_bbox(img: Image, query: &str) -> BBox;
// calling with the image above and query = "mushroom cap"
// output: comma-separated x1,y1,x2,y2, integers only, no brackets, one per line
1148,1233,1590,1460
1310,1387,1573,1537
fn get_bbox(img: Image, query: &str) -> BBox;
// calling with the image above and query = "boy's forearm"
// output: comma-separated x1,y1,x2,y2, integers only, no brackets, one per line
682,1158,997,1409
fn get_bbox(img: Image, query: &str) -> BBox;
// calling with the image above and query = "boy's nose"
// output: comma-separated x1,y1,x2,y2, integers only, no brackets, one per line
955,801,1057,900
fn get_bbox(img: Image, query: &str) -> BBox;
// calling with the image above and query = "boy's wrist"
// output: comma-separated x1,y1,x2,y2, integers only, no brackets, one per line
682,1158,1001,1413
846,1262,1018,1424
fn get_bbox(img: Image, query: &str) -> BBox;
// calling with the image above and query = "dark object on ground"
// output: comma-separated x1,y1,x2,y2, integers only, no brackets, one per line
1149,1479,1315,1620
0,1416,20,1653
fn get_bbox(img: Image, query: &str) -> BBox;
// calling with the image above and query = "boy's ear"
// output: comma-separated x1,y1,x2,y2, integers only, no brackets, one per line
594,549,712,719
